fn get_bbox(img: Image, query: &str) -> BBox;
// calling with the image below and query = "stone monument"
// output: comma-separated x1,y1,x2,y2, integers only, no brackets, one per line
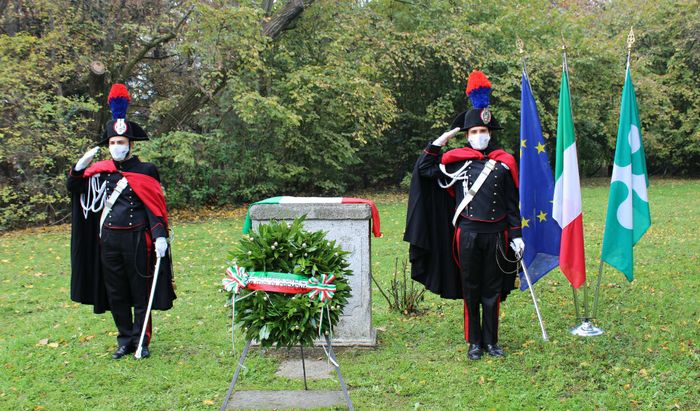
249,200,377,347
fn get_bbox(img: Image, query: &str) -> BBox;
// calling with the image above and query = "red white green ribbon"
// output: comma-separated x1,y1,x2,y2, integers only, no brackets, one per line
307,274,336,302
223,266,336,300
223,265,249,294
241,196,382,237
222,265,338,353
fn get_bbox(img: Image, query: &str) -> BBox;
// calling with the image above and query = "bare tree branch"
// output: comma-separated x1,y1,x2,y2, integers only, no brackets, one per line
117,6,194,82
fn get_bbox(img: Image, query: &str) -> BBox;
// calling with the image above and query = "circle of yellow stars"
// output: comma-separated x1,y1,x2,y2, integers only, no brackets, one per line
520,138,550,229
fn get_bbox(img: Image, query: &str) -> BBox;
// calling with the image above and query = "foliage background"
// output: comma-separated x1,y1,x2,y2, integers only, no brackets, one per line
2,0,699,229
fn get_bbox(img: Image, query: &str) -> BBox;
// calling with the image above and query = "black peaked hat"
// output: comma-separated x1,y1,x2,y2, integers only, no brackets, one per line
98,84,149,145
450,70,502,131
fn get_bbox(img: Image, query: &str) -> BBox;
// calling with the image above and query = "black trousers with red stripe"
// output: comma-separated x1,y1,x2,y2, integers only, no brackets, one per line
101,229,152,348
457,228,504,346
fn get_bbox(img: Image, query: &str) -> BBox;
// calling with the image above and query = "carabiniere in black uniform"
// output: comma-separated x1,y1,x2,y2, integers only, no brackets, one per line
67,83,175,360
68,156,167,352
405,70,522,360
418,142,521,349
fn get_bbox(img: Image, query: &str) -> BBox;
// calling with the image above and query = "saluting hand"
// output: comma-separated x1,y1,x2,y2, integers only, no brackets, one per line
432,127,461,147
75,147,100,171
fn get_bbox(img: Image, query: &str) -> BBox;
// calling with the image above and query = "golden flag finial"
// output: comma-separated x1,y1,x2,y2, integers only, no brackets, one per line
627,27,636,50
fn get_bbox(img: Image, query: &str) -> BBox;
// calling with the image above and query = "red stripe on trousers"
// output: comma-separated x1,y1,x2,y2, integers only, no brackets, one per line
145,231,153,346
453,227,461,268
463,300,469,342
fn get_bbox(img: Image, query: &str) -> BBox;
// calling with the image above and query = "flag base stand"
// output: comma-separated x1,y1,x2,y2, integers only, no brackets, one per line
570,320,604,337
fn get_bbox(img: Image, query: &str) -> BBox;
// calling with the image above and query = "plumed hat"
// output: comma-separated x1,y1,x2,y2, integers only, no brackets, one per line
450,70,502,131
98,84,148,145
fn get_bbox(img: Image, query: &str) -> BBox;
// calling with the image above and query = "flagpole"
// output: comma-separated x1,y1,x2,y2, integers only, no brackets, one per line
517,36,549,342
561,38,585,324
591,27,636,323
571,286,581,320
591,260,605,319
560,37,603,337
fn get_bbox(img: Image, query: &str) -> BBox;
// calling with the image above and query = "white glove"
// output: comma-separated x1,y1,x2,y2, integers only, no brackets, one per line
75,147,100,171
432,127,461,147
155,237,168,258
510,238,525,258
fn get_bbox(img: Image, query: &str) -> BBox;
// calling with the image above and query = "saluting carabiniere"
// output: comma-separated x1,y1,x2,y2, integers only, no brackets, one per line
67,84,176,360
405,70,523,360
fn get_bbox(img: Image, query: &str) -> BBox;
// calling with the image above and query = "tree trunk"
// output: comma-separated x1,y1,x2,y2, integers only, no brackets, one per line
262,0,314,40
88,61,109,135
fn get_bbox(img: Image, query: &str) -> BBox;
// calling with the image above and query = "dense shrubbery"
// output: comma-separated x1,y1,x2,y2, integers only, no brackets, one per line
1,0,698,228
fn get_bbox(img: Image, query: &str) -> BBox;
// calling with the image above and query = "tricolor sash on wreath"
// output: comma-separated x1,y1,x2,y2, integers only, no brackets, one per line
222,265,337,352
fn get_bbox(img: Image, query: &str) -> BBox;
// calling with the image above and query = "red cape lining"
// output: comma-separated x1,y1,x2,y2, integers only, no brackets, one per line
441,147,519,188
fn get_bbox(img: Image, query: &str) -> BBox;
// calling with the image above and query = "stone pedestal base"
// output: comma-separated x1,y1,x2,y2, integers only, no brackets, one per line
226,390,346,410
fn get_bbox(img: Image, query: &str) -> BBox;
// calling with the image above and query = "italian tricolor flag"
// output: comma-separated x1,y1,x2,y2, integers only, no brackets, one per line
552,65,586,289
242,196,382,238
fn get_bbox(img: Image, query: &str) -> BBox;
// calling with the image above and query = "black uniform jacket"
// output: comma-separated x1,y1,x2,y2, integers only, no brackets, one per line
67,157,176,314
404,142,520,300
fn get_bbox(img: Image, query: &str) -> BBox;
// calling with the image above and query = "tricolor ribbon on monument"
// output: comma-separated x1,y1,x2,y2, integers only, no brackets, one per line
222,265,337,352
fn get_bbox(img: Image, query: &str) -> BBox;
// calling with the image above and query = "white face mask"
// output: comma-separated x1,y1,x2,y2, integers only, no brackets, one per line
109,144,130,161
468,132,491,150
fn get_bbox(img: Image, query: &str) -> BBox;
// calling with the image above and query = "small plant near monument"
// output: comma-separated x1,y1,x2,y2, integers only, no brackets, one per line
224,217,352,348
372,257,426,315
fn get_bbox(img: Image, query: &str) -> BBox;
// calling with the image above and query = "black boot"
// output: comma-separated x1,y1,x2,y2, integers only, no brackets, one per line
486,344,505,357
134,345,150,360
112,345,135,359
468,344,483,360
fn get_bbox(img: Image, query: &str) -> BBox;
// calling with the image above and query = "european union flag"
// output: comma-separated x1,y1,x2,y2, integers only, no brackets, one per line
519,71,561,290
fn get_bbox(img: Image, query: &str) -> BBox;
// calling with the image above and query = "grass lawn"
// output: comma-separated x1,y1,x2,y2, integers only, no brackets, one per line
1,178,698,410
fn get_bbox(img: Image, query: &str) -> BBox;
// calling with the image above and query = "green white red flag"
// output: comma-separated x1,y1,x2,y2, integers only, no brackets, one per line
242,196,381,237
553,62,586,289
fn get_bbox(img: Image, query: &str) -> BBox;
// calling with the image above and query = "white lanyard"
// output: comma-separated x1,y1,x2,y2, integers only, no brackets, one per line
450,159,496,226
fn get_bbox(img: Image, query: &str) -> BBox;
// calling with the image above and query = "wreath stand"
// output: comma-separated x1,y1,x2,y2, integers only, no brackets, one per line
220,335,354,411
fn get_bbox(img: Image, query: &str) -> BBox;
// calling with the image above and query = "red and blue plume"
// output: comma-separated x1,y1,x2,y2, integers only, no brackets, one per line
465,70,492,109
107,84,131,120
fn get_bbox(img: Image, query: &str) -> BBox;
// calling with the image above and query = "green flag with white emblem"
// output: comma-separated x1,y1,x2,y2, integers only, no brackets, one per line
601,66,651,282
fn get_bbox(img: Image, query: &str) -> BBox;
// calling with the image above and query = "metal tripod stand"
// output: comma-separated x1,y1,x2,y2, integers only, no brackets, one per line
220,336,354,411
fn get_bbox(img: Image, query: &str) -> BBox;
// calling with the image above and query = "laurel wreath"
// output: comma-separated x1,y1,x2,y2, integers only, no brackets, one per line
226,217,352,348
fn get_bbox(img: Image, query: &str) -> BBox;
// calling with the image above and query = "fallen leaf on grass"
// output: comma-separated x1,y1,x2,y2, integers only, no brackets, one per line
47,343,59,348
79,335,95,342
37,339,49,346
203,400,214,406
478,376,485,385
